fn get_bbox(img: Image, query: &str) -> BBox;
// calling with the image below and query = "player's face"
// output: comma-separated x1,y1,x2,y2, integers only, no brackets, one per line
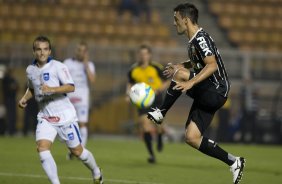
33,41,51,64
174,11,187,35
139,48,151,64
75,45,88,61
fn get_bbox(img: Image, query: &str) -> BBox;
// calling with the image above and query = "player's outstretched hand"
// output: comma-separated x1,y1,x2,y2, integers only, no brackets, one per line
173,80,194,92
163,63,184,79
18,98,27,108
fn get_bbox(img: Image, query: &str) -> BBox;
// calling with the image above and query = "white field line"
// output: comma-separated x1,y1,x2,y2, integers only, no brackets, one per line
0,172,164,184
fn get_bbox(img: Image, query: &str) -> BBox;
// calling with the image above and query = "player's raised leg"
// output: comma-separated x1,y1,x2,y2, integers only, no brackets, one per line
66,106,89,160
185,121,245,184
65,122,103,184
148,68,189,124
70,145,103,183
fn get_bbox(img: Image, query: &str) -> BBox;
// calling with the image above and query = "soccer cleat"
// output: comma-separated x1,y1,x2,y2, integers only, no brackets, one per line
147,108,164,124
93,175,103,184
93,169,103,184
230,157,246,184
147,156,156,164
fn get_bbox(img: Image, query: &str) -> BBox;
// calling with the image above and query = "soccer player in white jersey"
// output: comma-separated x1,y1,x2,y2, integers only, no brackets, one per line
64,42,95,148
18,36,103,184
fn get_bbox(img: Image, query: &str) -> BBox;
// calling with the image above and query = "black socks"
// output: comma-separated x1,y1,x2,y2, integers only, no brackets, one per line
143,132,154,158
160,81,182,116
199,137,236,166
157,133,163,152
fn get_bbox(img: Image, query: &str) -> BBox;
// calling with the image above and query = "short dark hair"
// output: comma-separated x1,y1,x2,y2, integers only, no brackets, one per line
139,44,152,53
79,41,88,48
174,3,198,24
33,36,51,51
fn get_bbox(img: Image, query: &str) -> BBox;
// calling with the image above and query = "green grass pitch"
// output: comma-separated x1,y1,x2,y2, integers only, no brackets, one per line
0,136,281,184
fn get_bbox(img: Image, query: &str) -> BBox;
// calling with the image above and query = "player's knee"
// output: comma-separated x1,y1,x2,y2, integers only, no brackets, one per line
70,145,83,157
172,69,189,82
37,144,49,152
185,133,199,148
36,140,52,152
71,149,81,157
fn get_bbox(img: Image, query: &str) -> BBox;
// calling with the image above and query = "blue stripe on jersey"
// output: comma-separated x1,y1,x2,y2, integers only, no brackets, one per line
73,123,82,143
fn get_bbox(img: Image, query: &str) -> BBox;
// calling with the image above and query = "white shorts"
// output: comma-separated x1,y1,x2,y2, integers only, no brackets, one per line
73,104,89,123
36,120,82,148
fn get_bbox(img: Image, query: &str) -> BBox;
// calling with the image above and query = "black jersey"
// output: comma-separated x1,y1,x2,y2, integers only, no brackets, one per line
188,28,230,97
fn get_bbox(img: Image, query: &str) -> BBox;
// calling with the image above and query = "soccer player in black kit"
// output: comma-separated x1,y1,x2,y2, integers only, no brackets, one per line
148,3,245,184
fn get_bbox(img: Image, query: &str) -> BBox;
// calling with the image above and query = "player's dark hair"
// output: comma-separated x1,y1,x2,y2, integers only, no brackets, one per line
79,41,88,49
139,44,152,53
174,3,198,24
33,36,51,51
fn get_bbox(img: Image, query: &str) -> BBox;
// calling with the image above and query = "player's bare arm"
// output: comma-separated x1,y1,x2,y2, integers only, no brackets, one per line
83,54,96,84
173,55,218,92
18,88,34,108
125,83,132,102
84,64,96,84
41,84,75,94
163,60,192,78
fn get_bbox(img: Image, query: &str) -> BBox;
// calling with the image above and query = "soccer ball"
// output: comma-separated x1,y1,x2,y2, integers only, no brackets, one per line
129,82,155,109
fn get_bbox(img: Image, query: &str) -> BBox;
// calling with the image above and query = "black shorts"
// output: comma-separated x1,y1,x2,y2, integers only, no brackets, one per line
138,93,163,115
185,71,227,134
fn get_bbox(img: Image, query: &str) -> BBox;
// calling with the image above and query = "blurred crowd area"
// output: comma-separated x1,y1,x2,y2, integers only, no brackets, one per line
0,0,281,144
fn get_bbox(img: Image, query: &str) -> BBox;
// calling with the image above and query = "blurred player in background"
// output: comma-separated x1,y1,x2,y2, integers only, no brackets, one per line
127,44,169,163
2,68,19,136
147,3,245,184
64,41,96,150
18,36,103,184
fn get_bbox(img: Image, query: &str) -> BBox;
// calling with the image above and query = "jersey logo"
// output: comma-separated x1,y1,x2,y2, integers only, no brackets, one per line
43,73,50,81
196,36,212,57
68,132,74,140
148,77,154,83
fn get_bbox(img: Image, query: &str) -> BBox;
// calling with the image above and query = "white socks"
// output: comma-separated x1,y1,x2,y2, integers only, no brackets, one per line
39,149,100,183
79,148,101,179
39,150,60,184
80,126,88,147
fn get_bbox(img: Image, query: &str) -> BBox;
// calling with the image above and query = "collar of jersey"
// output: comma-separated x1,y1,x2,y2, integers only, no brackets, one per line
32,57,52,65
188,27,203,43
